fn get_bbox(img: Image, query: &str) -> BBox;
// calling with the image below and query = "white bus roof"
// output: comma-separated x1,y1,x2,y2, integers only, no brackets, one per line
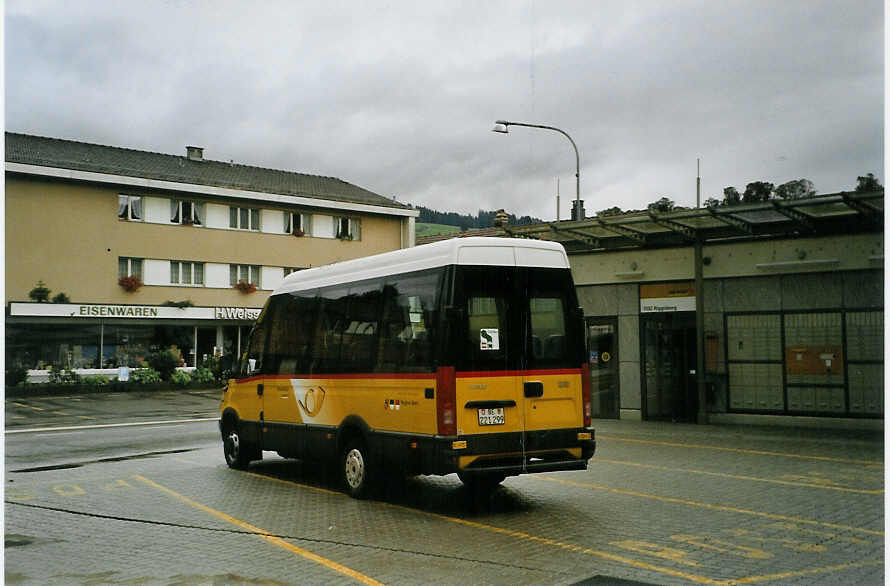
274,237,570,295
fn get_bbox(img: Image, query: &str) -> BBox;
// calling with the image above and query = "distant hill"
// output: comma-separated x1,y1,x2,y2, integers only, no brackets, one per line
415,223,461,238
416,206,542,230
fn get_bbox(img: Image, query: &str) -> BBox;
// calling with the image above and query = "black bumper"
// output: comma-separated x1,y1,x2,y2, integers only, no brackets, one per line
407,427,596,477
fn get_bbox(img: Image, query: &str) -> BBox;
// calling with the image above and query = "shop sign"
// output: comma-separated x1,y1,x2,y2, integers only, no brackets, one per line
639,282,696,313
9,302,261,322
214,307,261,320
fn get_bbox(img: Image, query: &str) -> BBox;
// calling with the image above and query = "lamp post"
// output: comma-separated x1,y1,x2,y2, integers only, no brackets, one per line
492,120,583,220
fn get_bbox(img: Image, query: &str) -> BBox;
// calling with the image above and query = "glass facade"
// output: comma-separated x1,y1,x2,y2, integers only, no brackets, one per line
6,322,251,370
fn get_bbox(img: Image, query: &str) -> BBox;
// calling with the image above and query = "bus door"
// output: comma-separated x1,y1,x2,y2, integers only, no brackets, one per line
521,268,585,443
456,266,525,458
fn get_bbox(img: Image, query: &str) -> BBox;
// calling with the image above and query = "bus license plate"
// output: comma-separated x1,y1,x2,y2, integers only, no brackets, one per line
478,407,505,426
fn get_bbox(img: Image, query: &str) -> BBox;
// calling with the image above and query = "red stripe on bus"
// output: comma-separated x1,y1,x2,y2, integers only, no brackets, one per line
456,368,581,378
233,368,581,384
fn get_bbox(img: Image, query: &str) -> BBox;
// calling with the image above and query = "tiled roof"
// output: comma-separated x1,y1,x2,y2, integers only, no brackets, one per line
415,226,509,246
5,132,409,210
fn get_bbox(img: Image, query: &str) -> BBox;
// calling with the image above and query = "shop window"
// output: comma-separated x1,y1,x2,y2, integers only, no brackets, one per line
229,264,261,287
171,200,204,225
171,261,204,285
229,206,260,231
117,195,143,221
335,216,361,240
285,212,312,236
118,257,143,279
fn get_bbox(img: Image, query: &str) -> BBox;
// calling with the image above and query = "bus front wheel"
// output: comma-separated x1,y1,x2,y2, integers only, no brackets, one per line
341,439,373,498
223,422,259,470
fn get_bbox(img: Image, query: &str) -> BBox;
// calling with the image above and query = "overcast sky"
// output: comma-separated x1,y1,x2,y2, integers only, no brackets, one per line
5,1,884,220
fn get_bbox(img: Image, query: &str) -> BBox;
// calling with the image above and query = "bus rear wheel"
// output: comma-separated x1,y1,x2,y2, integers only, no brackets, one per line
458,472,506,491
342,439,373,498
223,422,259,470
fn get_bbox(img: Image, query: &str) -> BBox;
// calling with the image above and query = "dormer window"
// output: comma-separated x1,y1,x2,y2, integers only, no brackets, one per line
285,212,312,236
335,216,361,240
171,200,203,225
118,195,143,221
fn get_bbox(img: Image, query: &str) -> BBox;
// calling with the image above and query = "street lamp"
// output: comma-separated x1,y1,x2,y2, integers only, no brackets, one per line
492,119,583,220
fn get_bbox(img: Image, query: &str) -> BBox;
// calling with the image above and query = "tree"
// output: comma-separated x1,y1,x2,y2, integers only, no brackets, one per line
597,206,624,217
703,197,721,208
743,181,774,203
648,197,675,213
723,187,741,206
51,292,71,303
28,280,51,303
775,179,815,200
856,173,883,193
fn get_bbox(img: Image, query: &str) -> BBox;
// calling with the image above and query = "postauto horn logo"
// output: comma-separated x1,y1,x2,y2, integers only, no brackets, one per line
291,383,326,419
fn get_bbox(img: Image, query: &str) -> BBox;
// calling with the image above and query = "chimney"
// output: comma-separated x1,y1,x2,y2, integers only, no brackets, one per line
186,146,204,161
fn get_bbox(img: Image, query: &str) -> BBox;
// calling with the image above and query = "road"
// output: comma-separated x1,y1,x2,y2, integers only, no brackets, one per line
4,391,884,585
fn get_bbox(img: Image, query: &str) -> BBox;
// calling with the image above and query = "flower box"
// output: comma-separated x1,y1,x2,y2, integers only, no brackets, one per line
118,276,143,292
233,281,257,294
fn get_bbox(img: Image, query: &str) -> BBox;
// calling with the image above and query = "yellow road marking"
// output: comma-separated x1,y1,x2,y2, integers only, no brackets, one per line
595,458,883,495
243,470,885,584
730,559,884,584
245,471,883,585
538,476,883,536
597,435,882,466
132,474,383,585
246,472,722,583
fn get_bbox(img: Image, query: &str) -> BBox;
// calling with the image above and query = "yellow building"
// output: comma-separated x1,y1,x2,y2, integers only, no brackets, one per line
6,133,417,375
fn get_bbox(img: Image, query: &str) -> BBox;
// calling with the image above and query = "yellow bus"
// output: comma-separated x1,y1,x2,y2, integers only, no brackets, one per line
220,237,595,497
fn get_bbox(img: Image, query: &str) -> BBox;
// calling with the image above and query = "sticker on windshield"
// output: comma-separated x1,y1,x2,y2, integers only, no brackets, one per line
480,328,500,350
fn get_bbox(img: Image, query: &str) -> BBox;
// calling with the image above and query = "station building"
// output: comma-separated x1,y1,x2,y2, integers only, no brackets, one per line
5,133,417,377
505,193,883,425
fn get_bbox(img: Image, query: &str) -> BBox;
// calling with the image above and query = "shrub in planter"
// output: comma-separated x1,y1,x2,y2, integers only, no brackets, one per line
48,368,82,385
131,368,162,384
171,370,192,387
147,350,179,381
81,375,110,386
6,366,28,387
193,368,216,384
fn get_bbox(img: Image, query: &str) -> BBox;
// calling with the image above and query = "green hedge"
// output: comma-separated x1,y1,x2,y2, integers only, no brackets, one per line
5,380,223,397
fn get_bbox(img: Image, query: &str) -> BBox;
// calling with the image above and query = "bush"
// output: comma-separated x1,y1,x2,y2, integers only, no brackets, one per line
6,366,28,387
193,368,216,384
81,374,110,385
147,350,179,381
48,368,82,385
171,370,192,387
131,368,162,384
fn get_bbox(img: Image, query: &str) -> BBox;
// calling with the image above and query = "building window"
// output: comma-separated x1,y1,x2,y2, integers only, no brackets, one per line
171,261,204,285
230,264,261,287
229,206,260,231
285,212,312,236
335,216,361,240
118,257,143,279
283,267,304,276
118,195,143,221
171,200,204,225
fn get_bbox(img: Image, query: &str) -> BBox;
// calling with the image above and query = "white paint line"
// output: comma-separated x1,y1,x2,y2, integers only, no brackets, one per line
4,417,219,434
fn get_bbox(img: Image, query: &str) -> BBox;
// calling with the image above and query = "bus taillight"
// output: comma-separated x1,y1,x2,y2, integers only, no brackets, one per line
436,366,457,436
581,362,592,428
